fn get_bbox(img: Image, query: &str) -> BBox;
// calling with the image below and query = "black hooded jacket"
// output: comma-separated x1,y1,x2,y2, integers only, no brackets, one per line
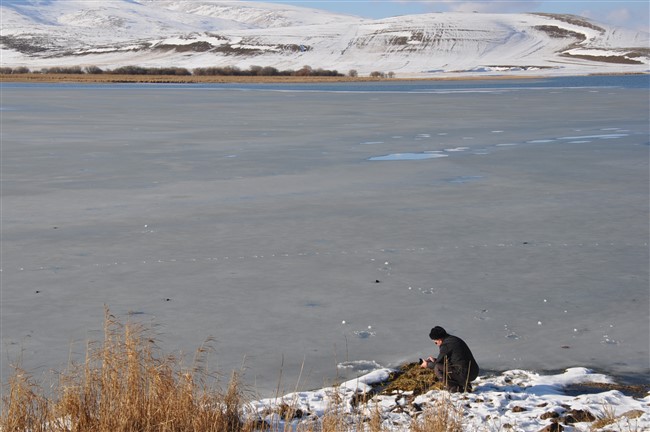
434,334,479,381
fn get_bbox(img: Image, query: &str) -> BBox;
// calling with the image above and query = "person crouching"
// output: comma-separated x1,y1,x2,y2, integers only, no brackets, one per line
420,326,479,392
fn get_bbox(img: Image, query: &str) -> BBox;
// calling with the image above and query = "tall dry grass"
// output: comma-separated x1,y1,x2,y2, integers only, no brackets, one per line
1,367,50,432
1,308,256,432
1,309,467,432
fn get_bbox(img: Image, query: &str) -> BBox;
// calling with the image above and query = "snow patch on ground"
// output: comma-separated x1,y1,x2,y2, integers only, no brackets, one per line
249,367,650,431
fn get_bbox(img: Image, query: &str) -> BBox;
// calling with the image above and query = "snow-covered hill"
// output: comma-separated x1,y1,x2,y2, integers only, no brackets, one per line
1,0,648,77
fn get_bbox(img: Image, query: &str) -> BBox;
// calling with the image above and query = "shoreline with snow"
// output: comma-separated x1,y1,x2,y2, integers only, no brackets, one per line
1,71,647,84
248,366,649,431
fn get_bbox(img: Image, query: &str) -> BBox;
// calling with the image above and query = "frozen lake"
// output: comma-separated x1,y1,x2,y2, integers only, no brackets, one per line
1,77,648,396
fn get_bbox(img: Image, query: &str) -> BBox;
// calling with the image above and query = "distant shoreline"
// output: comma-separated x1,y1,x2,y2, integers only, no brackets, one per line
2,72,646,84
0,73,543,84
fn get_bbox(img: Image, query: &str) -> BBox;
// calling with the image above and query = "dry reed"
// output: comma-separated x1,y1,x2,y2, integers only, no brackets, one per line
410,397,464,432
2,309,472,432
0,308,256,432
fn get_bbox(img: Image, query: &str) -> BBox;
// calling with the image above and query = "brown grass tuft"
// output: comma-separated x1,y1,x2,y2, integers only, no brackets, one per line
1,367,50,432
380,362,442,396
0,307,256,432
410,397,464,432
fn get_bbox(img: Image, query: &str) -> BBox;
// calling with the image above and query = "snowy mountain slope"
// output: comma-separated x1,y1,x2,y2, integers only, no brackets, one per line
1,0,648,77
144,0,363,29
1,0,250,40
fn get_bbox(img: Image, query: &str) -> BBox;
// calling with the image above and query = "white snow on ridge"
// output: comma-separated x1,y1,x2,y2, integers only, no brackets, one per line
146,0,362,28
1,0,250,40
1,0,648,76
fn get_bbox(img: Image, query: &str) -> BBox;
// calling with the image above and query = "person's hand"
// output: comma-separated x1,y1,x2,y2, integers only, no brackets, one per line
420,359,428,368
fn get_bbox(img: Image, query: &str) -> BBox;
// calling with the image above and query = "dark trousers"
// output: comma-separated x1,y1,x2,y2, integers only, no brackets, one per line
433,362,477,392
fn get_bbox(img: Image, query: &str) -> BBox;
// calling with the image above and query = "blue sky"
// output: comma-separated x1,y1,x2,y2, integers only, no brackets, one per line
262,1,649,31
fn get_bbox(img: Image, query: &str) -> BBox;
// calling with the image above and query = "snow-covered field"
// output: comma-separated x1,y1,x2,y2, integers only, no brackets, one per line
1,0,648,77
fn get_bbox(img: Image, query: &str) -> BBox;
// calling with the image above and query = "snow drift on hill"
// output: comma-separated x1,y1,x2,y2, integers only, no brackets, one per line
1,0,648,77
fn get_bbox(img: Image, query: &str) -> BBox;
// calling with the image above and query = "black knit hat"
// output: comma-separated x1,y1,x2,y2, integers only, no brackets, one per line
429,326,448,340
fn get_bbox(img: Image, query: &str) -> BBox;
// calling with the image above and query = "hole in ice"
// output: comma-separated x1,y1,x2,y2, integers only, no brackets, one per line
354,330,376,339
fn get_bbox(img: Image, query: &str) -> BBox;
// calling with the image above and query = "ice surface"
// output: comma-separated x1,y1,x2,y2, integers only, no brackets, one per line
1,81,648,398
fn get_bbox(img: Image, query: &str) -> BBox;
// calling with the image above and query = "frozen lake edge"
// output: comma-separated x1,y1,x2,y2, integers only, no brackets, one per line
1,76,648,397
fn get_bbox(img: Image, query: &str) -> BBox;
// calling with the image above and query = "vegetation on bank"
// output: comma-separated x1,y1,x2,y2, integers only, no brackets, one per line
0,73,383,84
0,309,454,432
2,310,240,432
1,310,648,431
0,64,396,79
0,64,405,83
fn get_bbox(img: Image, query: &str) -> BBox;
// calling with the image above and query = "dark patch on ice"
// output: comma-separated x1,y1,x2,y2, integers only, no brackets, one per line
304,302,321,308
355,331,374,339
